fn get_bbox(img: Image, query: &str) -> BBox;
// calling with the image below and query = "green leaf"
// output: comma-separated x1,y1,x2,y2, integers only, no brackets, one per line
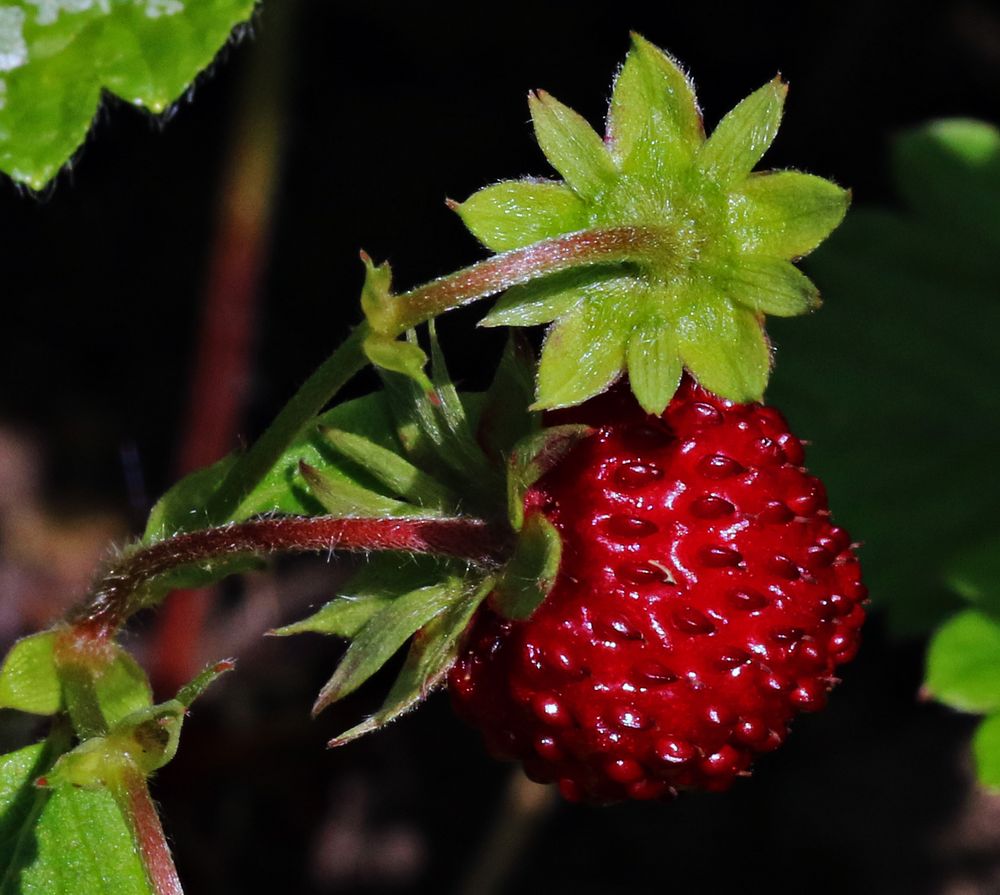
607,32,703,171
329,578,492,746
698,78,786,188
456,180,588,252
534,305,626,409
300,462,428,518
506,425,592,530
270,554,449,639
319,427,457,512
676,297,771,401
492,514,562,620
0,741,155,895
529,89,616,200
733,171,850,259
725,257,821,317
947,535,1000,618
58,642,153,739
893,119,1000,247
312,577,465,714
0,0,256,190
0,632,60,715
143,453,236,542
771,118,1000,634
925,610,1000,713
974,713,1000,790
626,318,683,414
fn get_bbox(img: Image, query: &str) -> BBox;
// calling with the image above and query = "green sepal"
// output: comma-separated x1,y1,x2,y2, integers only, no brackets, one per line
380,357,500,511
506,425,593,530
319,426,458,512
529,89,616,200
43,660,231,788
492,514,562,620
726,257,821,317
974,713,1000,790
359,252,397,334
0,631,61,716
733,171,850,259
269,555,449,639
480,268,631,328
300,461,430,518
698,77,786,188
626,318,683,415
328,577,493,746
312,577,466,715
925,610,1000,714
476,333,539,463
607,32,703,172
455,180,587,252
56,642,153,740
534,304,626,409
676,296,771,402
363,332,433,393
946,534,1000,619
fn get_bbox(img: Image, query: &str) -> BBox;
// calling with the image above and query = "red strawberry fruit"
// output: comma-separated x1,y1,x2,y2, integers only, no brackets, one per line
449,378,866,802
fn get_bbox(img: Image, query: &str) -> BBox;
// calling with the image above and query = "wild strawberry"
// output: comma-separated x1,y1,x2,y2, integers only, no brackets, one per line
448,378,865,802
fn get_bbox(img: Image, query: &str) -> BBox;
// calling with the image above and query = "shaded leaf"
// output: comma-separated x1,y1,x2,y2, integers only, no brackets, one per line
492,514,562,620
506,425,592,529
698,78,786,187
947,534,1000,618
925,610,1000,713
529,89,615,200
974,713,1000,790
456,180,587,252
476,333,539,463
0,0,255,189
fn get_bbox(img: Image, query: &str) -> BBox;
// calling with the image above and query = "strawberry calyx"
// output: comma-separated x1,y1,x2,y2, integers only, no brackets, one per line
361,34,848,414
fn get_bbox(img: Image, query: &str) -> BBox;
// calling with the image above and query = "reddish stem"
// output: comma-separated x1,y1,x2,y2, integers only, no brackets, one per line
74,515,504,640
116,766,184,895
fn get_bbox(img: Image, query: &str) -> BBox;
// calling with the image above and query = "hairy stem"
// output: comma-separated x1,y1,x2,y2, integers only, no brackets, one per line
388,225,667,333
114,766,184,895
74,514,504,639
203,324,370,525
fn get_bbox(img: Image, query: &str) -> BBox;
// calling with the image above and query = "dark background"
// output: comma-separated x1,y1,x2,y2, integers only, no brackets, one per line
2,2,1000,893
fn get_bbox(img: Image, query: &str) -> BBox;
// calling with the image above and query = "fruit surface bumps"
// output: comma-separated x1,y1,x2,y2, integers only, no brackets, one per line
449,379,866,802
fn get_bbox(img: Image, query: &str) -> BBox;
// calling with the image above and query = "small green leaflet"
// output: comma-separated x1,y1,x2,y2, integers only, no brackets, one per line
0,632,60,716
0,0,256,189
925,611,1000,715
0,741,154,895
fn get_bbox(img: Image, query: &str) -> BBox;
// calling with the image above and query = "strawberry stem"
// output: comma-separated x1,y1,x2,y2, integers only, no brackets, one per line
387,225,668,333
73,514,505,639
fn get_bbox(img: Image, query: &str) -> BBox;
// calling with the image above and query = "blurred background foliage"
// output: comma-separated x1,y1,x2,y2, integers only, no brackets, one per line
2,1,1000,893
